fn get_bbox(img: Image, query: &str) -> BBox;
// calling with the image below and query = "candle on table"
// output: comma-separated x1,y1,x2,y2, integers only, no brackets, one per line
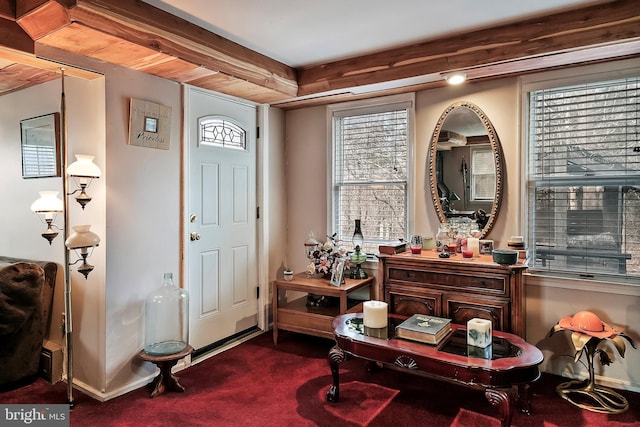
467,318,492,348
467,237,480,257
363,300,388,328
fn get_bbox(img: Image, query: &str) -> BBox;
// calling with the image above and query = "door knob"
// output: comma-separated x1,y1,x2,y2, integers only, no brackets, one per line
190,232,201,241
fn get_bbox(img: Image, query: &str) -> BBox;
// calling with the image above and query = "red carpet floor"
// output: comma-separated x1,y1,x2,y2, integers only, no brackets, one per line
1,331,639,426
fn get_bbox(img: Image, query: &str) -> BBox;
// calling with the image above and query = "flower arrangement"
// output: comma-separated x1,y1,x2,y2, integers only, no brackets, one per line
306,233,349,277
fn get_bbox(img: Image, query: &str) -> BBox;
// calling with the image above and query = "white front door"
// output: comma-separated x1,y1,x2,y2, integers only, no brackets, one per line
185,86,258,350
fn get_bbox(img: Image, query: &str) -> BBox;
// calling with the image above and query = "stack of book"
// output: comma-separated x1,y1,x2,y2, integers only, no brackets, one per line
395,314,452,345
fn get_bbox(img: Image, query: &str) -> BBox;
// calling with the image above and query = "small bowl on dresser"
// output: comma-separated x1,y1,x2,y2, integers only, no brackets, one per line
492,249,519,265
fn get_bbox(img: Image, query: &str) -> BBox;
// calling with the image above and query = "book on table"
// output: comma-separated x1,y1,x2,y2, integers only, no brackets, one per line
378,243,407,255
395,314,452,345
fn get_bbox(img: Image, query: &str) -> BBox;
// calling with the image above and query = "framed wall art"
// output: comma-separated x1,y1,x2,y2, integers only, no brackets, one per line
128,98,171,150
20,113,61,179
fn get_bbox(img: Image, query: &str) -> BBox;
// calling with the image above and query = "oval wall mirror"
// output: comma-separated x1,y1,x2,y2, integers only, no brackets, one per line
428,101,504,238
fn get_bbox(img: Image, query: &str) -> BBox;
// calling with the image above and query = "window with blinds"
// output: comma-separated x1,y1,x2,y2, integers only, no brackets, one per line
527,76,640,280
471,147,495,201
332,99,412,255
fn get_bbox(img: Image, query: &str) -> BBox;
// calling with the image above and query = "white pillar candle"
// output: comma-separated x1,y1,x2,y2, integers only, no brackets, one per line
467,318,492,348
467,237,480,257
363,300,388,328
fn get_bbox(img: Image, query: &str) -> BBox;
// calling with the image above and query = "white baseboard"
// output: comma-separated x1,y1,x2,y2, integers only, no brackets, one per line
542,367,640,394
73,330,263,401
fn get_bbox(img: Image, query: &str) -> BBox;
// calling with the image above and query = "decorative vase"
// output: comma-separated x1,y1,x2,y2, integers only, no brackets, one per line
144,273,189,356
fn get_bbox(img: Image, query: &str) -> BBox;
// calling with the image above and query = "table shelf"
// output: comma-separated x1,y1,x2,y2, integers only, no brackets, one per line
272,273,373,344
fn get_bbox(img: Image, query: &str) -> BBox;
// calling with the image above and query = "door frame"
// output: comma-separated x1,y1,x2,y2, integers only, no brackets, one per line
181,84,269,335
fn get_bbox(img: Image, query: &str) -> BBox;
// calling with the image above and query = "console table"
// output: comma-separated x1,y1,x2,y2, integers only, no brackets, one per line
272,273,373,344
328,313,543,427
378,251,527,337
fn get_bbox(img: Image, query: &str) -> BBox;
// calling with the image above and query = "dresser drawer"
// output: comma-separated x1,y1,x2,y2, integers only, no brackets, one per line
387,267,507,296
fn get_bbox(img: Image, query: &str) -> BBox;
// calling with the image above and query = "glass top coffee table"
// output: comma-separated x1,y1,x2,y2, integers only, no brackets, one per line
327,313,543,427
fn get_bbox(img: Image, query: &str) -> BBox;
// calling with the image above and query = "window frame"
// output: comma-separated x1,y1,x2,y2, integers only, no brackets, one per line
522,61,640,284
327,93,415,255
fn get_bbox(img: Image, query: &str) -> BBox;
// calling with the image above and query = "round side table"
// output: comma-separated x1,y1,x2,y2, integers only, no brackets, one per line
138,345,193,398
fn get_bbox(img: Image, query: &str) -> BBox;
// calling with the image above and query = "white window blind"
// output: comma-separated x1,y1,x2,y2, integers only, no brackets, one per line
22,144,57,177
333,103,410,255
471,148,495,201
527,76,640,280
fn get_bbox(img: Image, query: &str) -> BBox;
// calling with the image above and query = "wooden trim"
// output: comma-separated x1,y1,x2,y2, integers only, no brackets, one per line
0,45,101,79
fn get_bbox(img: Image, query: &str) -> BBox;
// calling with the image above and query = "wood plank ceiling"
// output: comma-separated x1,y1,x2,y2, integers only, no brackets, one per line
1,0,639,108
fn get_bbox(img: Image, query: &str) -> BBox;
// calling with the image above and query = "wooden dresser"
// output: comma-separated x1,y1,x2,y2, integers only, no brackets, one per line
378,251,527,337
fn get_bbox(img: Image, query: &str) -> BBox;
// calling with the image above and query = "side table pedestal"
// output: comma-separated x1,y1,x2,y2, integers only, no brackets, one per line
138,345,193,398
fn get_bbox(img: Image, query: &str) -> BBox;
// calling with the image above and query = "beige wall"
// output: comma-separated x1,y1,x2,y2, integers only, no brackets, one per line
284,63,640,391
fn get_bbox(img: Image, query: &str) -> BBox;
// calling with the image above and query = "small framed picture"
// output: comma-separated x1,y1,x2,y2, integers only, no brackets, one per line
479,239,494,255
144,116,158,133
330,259,346,287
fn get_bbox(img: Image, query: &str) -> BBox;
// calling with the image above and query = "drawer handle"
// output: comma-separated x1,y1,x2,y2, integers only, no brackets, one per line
404,272,416,278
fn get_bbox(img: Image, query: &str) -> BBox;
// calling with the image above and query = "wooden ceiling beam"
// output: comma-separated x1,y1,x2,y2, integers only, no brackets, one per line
15,0,71,40
0,45,102,79
0,0,16,20
3,0,640,105
0,16,34,53
63,0,298,98
297,0,640,96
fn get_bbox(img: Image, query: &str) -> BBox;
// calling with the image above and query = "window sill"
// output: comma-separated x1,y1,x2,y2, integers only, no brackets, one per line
526,272,640,296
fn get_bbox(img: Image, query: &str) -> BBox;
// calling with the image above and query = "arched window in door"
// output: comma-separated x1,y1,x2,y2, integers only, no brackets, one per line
198,116,246,150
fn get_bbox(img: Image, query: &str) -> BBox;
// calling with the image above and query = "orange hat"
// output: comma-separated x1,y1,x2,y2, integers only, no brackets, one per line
557,311,617,339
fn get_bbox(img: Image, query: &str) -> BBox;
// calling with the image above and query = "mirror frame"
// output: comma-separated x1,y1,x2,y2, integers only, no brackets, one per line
428,101,504,238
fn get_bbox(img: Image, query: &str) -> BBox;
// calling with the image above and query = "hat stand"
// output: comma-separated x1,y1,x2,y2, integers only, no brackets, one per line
556,336,629,414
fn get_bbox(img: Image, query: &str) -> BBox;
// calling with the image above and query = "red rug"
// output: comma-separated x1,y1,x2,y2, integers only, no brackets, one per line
1,331,639,426
320,381,399,426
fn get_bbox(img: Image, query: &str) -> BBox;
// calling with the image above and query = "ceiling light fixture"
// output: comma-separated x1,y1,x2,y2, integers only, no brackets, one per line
443,72,467,85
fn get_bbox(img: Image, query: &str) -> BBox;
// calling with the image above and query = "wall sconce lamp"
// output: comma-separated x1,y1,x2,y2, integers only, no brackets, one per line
29,67,101,407
442,72,467,85
30,191,64,244
67,154,101,209
65,225,100,279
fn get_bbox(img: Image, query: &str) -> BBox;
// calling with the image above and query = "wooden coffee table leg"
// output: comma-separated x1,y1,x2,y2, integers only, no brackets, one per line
327,345,345,403
485,388,513,427
516,383,532,415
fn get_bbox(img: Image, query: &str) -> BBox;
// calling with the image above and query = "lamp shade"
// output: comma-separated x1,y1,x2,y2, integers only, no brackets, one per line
65,225,100,249
31,191,64,215
67,154,101,178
